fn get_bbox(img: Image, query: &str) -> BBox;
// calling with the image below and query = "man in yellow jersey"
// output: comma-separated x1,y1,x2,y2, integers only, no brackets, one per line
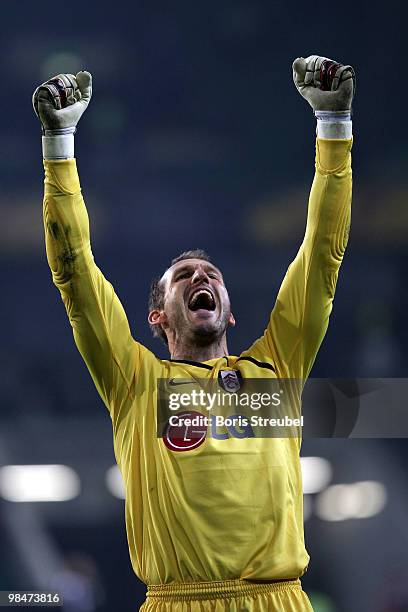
33,54,355,611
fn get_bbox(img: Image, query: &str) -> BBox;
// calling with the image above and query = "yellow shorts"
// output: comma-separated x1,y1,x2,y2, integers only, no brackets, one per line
140,578,313,611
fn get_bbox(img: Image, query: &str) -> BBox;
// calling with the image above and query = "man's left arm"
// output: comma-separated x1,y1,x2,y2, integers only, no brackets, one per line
243,55,355,379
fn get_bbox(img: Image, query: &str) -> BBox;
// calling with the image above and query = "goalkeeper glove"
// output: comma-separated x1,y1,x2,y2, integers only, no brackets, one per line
292,55,355,139
32,71,92,159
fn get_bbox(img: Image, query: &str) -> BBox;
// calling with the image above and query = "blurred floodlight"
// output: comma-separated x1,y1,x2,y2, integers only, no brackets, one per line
41,52,84,80
316,484,355,522
0,465,80,502
316,481,387,521
301,457,332,494
352,481,387,518
303,495,312,521
106,465,125,499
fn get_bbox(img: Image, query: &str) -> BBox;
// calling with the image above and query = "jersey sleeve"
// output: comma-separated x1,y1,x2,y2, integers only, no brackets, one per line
43,159,148,425
242,138,353,379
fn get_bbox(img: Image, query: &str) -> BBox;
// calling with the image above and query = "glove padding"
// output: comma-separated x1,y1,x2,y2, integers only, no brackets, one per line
32,71,92,133
292,55,355,111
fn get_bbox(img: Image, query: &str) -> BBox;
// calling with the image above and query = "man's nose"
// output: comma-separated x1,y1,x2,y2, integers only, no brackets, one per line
191,268,209,284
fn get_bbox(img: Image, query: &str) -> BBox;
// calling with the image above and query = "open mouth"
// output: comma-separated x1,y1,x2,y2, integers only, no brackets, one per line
188,288,216,312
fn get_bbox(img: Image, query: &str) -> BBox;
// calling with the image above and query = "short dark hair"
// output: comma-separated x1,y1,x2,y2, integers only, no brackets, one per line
148,249,212,345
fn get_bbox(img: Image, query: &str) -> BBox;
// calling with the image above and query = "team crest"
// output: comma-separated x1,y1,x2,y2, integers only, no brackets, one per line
218,370,242,393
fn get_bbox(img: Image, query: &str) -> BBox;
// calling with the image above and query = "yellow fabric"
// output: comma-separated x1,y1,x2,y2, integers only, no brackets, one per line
42,139,352,595
142,578,313,611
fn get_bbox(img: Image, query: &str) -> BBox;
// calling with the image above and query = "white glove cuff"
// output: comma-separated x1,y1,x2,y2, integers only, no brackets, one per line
315,111,352,139
42,128,76,159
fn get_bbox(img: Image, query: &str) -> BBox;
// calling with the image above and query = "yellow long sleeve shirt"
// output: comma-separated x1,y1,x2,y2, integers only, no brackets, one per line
42,138,352,585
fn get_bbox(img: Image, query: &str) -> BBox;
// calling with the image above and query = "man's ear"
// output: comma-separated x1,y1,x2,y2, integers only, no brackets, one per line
229,312,236,328
148,309,167,327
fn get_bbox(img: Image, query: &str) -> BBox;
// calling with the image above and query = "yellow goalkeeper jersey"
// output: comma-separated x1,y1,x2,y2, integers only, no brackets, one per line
42,138,352,585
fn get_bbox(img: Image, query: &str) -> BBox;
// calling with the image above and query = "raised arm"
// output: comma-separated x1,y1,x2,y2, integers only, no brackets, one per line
243,55,355,379
33,72,147,426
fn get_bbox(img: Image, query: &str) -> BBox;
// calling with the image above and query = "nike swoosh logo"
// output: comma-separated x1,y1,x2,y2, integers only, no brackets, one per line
169,378,196,386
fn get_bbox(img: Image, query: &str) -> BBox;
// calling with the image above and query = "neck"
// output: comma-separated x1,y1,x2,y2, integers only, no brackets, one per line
169,336,229,362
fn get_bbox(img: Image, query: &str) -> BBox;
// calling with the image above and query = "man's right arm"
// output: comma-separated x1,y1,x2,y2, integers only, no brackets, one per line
43,157,145,424
34,71,151,427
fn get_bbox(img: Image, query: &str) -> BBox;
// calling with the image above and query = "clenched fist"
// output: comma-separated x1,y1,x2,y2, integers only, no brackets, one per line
292,55,355,111
33,71,92,134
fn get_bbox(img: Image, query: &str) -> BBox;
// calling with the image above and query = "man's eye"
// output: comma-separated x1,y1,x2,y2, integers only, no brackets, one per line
176,273,190,281
209,273,218,279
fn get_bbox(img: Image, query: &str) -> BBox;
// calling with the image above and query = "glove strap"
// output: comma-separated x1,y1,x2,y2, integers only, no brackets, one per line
42,127,76,160
315,110,352,139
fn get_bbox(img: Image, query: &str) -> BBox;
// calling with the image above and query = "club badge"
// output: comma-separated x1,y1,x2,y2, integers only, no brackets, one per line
218,370,242,393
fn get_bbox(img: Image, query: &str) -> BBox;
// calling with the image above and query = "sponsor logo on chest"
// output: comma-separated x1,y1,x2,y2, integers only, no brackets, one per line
163,409,254,452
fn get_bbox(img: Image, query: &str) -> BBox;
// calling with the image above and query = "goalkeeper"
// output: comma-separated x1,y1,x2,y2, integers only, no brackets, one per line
33,55,355,611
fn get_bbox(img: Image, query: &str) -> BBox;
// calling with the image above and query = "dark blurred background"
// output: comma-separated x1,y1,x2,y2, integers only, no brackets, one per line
1,1,407,611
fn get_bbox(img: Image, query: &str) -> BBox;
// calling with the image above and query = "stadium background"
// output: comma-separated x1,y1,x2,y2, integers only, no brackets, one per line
1,1,407,611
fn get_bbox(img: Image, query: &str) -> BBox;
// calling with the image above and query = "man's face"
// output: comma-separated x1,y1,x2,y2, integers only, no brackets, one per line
158,259,235,345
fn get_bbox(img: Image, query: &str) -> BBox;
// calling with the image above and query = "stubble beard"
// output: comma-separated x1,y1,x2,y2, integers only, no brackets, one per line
173,306,230,349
